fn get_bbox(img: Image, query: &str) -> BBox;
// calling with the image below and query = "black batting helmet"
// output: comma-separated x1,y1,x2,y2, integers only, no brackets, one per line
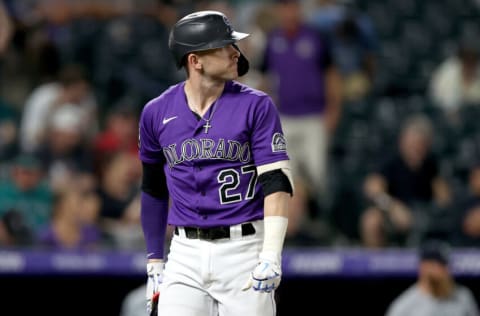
168,10,250,76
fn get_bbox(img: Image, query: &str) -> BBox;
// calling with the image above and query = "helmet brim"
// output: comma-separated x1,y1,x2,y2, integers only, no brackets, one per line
231,31,250,41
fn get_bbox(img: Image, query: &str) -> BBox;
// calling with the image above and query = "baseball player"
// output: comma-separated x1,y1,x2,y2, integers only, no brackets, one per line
139,10,293,316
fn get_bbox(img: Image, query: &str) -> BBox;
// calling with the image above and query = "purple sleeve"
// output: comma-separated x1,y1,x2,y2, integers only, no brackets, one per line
139,102,163,164
141,192,169,260
251,97,289,165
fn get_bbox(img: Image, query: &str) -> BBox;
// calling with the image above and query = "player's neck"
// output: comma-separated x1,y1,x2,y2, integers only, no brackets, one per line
184,79,224,116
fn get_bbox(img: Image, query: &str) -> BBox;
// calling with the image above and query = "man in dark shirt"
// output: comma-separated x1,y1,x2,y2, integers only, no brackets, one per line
360,115,451,247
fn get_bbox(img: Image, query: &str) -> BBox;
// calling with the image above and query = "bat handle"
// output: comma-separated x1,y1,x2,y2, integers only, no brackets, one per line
150,292,160,316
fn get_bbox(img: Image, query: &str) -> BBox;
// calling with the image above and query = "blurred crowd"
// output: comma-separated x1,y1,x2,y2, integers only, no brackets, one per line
0,0,480,252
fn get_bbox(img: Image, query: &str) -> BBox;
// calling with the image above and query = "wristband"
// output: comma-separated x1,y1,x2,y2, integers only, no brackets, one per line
261,216,288,264
147,260,165,274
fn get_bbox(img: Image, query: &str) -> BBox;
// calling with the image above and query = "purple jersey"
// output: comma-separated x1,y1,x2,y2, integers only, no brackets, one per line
262,25,332,116
139,80,289,228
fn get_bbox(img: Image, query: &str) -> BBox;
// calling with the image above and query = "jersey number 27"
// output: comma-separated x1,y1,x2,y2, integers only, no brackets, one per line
217,165,257,204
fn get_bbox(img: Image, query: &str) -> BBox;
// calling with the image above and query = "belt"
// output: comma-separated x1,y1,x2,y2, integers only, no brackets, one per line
174,223,256,240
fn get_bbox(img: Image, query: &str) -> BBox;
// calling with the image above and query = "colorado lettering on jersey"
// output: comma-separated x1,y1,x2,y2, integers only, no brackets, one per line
163,137,251,168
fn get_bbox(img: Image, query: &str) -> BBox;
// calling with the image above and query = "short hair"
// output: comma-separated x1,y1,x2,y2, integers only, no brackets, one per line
58,64,89,87
401,114,434,141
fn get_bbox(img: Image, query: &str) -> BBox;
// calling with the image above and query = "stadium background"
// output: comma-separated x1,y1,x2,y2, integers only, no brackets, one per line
0,0,480,315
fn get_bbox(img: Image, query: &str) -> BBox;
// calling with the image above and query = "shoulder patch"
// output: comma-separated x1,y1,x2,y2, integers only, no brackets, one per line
271,133,287,152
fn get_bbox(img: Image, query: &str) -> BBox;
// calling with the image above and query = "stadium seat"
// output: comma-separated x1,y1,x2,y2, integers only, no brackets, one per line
386,0,419,18
422,2,456,40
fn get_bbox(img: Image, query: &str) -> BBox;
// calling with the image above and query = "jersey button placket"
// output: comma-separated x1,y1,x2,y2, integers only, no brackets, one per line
191,161,201,212
194,161,206,196
192,162,206,215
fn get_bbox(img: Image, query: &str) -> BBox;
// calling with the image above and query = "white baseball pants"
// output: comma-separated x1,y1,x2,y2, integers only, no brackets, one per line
157,220,276,316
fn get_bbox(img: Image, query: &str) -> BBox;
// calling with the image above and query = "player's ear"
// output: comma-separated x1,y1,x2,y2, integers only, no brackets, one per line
186,53,203,71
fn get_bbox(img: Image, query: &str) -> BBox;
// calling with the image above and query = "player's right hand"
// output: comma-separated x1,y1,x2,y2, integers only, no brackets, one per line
242,252,282,293
146,260,164,315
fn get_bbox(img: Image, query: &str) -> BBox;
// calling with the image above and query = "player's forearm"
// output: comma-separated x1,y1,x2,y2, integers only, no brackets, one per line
263,191,290,218
432,177,451,206
325,67,342,107
141,191,169,260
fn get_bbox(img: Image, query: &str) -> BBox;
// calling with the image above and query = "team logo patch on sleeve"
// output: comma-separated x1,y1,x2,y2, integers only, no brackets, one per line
271,133,287,152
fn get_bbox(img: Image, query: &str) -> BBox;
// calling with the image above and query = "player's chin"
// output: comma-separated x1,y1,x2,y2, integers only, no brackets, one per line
219,71,238,81
213,66,238,81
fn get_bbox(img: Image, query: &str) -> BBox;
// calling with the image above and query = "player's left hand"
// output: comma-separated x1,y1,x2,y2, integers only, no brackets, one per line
242,252,281,293
146,260,164,315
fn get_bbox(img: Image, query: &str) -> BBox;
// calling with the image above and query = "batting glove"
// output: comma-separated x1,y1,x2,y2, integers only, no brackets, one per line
242,251,282,293
146,261,164,315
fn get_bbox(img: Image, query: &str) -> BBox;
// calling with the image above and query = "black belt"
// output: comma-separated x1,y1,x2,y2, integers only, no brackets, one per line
174,223,256,240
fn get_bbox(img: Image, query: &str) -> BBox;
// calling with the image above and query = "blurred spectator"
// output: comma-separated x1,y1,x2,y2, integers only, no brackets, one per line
235,2,277,89
92,101,138,176
92,1,182,109
1,0,131,107
38,186,102,250
18,1,128,83
0,0,13,54
309,0,379,102
0,215,12,246
360,115,451,248
35,104,95,193
452,164,480,247
96,151,142,249
386,240,479,316
194,0,235,17
0,1,50,108
0,153,53,244
261,0,342,243
19,63,98,153
429,36,480,117
0,99,19,163
0,208,34,246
